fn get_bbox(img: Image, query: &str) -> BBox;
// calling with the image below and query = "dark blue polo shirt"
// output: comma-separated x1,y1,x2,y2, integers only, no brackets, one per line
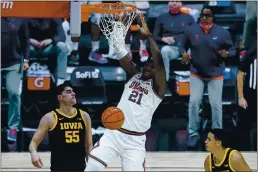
179,24,236,79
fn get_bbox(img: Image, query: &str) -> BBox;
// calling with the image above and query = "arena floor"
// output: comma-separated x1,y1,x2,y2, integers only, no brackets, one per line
2,152,257,171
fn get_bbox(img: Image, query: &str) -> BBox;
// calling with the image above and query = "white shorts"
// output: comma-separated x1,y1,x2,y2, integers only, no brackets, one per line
87,129,146,171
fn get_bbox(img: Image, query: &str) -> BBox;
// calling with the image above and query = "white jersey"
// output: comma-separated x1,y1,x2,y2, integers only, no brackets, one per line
117,73,163,132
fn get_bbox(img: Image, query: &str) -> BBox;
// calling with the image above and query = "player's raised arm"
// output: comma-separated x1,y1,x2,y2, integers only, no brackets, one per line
29,113,54,168
118,52,140,78
137,14,167,98
112,20,140,77
111,15,140,78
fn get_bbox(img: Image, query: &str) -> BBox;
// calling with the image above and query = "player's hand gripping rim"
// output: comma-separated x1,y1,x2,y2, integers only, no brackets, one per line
137,13,152,37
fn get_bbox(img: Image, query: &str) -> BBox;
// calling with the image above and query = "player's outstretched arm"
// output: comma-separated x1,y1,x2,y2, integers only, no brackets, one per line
204,156,211,171
230,151,252,171
82,111,93,161
114,15,140,78
137,14,167,98
119,54,140,78
29,113,53,168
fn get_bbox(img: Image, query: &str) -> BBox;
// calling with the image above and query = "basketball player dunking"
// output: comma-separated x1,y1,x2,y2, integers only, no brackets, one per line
86,14,166,171
204,129,251,172
29,82,93,172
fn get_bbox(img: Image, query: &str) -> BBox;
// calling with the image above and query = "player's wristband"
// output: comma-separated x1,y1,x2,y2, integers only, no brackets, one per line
116,48,128,60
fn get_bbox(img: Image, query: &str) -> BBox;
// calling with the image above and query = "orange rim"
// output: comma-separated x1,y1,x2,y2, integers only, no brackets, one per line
82,2,137,14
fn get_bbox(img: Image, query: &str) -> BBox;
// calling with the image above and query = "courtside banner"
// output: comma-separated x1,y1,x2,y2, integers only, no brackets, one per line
1,1,70,18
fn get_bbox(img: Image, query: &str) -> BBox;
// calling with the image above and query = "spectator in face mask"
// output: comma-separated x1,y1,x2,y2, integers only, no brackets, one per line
153,0,195,81
179,7,236,148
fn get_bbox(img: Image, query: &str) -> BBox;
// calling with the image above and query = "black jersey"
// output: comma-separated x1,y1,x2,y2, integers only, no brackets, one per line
48,108,86,171
210,148,237,172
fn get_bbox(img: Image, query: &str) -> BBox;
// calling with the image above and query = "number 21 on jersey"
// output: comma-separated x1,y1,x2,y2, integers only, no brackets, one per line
128,90,143,105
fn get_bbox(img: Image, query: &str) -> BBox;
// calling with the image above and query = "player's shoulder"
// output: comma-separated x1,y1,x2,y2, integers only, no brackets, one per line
230,149,244,162
44,111,56,118
78,109,91,121
38,111,56,127
44,111,57,121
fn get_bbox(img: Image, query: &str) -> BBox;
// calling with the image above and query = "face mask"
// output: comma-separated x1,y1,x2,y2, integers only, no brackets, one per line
200,22,214,33
169,5,180,14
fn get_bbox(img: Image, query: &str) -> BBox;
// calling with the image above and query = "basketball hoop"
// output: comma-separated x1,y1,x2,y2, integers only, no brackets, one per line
82,3,139,53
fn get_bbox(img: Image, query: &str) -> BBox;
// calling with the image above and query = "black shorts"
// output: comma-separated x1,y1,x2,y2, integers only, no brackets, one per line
51,166,85,172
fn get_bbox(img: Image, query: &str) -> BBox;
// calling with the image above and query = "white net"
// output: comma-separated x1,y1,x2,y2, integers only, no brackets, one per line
97,4,138,53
